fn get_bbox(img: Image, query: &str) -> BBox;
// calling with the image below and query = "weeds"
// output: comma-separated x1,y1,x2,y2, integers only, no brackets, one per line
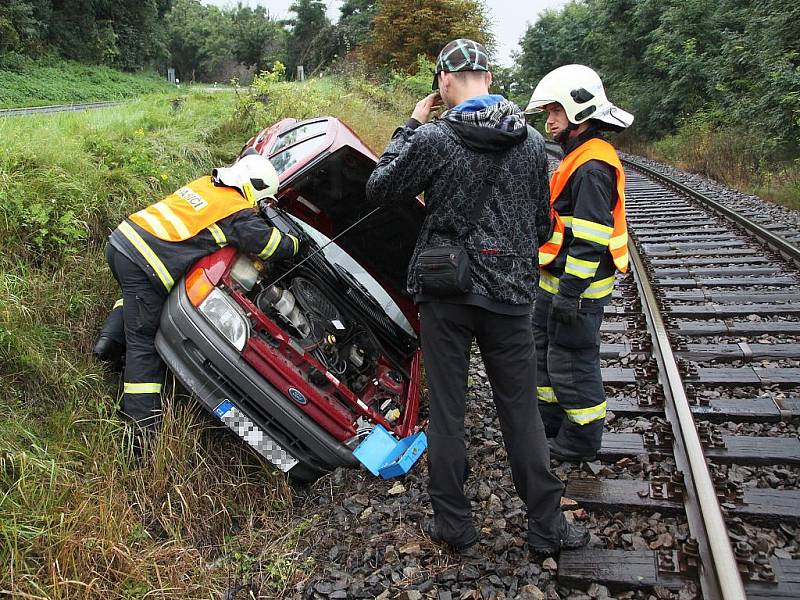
0,76,413,598
0,55,171,108
620,117,800,211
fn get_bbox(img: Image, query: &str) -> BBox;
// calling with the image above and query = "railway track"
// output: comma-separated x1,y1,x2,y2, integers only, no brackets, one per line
545,142,800,599
0,100,124,117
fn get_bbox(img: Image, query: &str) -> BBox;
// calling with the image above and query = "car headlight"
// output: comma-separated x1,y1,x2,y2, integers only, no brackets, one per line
198,288,249,351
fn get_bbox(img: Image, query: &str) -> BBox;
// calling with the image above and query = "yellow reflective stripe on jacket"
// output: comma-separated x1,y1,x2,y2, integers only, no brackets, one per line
538,270,559,294
539,271,615,299
259,228,282,259
565,255,600,279
582,275,616,299
134,208,171,239
537,386,558,403
609,231,628,250
124,382,163,394
290,234,299,256
113,298,124,310
560,215,573,228
207,223,227,247
152,201,192,239
565,401,606,425
118,222,175,291
572,218,613,245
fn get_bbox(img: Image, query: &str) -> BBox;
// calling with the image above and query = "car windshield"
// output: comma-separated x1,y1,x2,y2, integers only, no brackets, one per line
284,214,415,337
269,122,328,175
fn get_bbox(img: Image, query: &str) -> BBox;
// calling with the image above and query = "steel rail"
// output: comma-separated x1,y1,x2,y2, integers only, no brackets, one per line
621,155,800,267
0,100,123,117
545,141,746,597
628,237,746,600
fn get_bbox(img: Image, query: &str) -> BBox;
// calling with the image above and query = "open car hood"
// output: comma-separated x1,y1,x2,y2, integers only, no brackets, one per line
244,117,425,317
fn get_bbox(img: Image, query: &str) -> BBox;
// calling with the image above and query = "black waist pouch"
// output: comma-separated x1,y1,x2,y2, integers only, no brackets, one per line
415,150,502,298
417,245,472,296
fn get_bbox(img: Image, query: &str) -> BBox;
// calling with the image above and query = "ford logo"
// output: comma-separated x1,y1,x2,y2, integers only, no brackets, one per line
288,387,307,405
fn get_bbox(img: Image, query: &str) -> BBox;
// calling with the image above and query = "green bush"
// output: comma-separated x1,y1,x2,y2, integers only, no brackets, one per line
390,55,436,98
0,54,172,108
0,76,419,598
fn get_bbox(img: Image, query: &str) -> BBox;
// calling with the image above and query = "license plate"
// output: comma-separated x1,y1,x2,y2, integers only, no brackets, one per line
214,400,299,472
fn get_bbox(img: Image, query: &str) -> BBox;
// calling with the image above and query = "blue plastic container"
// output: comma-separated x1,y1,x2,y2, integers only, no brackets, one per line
352,425,427,479
378,431,427,479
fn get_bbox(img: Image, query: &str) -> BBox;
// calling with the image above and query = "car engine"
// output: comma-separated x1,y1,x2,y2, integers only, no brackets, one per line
255,276,381,391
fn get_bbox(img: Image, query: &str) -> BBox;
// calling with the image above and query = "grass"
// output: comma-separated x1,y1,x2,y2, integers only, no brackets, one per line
619,124,800,212
0,54,173,108
0,76,416,598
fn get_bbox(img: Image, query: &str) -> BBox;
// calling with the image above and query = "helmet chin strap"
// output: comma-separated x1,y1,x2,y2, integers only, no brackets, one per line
555,122,576,145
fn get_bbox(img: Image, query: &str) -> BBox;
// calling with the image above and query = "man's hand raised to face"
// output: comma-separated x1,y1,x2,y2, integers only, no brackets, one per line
411,92,443,124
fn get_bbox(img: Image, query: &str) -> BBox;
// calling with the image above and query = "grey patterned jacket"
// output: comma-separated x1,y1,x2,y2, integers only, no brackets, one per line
366,98,551,311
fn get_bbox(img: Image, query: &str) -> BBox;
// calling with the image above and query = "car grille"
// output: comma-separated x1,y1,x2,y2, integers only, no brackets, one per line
202,358,318,462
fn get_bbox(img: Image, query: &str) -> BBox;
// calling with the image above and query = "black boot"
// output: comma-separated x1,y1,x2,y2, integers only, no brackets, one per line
547,438,597,462
424,519,479,553
93,335,124,362
529,516,590,555
94,301,126,368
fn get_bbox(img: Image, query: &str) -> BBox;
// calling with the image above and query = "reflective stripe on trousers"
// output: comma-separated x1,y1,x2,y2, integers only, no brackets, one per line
532,291,606,453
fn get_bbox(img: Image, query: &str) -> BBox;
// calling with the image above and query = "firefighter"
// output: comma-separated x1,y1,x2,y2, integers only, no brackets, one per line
94,150,299,436
525,65,634,461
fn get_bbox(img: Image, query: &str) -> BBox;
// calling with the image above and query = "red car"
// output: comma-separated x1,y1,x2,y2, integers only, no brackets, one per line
155,117,425,482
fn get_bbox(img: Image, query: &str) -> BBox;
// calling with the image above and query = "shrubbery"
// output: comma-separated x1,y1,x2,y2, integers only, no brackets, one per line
0,55,171,108
0,76,417,598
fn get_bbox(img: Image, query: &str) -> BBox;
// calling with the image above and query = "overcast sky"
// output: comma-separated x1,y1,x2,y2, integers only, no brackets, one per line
201,0,570,66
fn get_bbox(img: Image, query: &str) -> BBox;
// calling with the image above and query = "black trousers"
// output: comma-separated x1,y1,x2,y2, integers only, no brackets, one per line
419,301,565,548
532,291,605,454
105,244,167,430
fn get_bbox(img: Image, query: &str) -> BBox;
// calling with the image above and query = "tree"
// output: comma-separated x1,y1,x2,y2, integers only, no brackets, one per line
230,3,286,71
335,0,377,55
165,0,233,80
514,0,800,155
0,0,47,54
364,0,495,73
285,0,336,77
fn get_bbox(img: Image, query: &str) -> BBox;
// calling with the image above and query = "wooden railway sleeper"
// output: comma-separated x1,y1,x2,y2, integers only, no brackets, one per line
643,422,674,449
734,542,777,583
637,386,665,407
649,471,686,501
633,361,658,380
657,537,701,576
697,422,727,449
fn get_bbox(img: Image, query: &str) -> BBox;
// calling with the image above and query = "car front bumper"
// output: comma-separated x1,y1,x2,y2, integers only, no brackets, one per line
155,281,358,481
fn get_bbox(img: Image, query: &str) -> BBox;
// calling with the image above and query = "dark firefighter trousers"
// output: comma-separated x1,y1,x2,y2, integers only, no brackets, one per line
533,290,606,455
105,244,167,430
419,301,565,548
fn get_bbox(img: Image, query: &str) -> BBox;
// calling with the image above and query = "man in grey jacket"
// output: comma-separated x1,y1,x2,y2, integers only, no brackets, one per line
366,39,589,555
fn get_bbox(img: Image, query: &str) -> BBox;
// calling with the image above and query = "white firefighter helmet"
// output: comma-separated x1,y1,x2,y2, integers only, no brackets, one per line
212,149,280,205
525,64,634,131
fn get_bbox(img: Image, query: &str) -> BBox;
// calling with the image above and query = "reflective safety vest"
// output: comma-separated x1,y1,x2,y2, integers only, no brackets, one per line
129,176,254,242
538,138,628,273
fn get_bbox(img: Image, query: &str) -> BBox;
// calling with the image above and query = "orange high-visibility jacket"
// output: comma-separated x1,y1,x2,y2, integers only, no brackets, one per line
129,176,254,241
538,138,628,272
